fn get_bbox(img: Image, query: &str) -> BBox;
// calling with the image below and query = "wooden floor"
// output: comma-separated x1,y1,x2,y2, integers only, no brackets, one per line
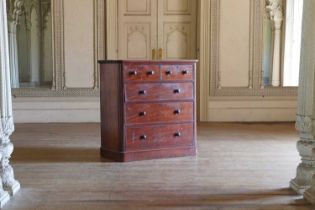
2,123,313,210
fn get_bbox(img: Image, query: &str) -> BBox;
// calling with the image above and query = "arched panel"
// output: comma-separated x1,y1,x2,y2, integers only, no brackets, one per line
127,29,148,59
165,25,189,59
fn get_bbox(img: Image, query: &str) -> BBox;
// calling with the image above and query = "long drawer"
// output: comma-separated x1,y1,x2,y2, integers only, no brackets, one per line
125,123,194,151
125,102,194,125
125,83,193,102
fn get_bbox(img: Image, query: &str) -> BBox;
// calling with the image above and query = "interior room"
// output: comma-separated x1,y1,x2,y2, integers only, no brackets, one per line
0,0,315,209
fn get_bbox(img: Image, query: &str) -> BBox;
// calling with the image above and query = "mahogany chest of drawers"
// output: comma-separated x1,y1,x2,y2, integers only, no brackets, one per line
99,60,197,162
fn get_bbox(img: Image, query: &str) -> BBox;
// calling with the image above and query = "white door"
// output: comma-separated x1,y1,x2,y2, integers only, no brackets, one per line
118,0,197,60
158,0,197,59
118,0,158,59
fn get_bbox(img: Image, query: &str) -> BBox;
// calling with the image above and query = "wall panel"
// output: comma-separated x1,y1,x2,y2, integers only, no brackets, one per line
64,0,94,88
219,0,250,87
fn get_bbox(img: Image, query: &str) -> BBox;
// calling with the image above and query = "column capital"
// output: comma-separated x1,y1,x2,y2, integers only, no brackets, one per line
266,0,284,23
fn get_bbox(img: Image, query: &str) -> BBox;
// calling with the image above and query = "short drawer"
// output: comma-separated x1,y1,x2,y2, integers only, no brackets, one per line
125,83,194,102
125,123,194,151
124,64,160,82
125,102,193,125
161,65,194,81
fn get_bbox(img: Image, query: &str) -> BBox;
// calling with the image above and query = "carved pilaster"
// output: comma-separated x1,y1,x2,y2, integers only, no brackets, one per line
266,0,283,87
7,0,24,89
290,0,315,196
0,0,20,207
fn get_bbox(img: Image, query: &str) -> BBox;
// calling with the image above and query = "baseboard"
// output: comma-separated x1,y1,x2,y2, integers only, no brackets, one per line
13,97,100,123
207,97,297,122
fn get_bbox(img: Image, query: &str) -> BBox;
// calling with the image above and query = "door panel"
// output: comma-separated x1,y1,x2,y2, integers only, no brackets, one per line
158,0,197,60
163,0,192,15
118,0,157,59
125,0,152,15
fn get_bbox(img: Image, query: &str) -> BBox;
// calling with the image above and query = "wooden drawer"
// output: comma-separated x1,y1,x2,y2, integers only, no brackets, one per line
125,102,193,125
125,83,194,102
161,65,194,81
124,64,160,82
126,124,194,151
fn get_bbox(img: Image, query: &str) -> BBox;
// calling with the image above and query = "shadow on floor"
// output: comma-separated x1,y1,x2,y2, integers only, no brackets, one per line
11,147,110,163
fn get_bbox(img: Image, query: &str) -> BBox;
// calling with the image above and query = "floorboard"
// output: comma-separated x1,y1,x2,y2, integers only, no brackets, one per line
2,123,313,210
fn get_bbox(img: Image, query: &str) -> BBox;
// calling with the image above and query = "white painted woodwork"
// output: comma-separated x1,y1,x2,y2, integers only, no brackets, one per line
266,0,283,87
118,0,197,60
30,9,41,84
196,0,297,122
158,0,197,59
118,0,157,59
7,0,23,89
219,0,250,88
208,97,297,122
13,97,100,123
0,0,21,207
291,0,315,200
8,23,20,88
64,0,94,88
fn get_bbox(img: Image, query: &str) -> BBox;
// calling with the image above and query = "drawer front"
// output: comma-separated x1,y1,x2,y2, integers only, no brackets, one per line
125,83,194,102
161,65,194,81
125,102,194,125
126,124,194,151
124,64,160,82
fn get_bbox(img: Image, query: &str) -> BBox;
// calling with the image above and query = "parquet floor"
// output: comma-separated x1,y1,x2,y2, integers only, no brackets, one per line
2,123,313,210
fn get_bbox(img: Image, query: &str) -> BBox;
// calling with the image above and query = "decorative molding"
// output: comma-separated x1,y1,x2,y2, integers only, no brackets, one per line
124,0,151,16
198,0,211,121
165,23,189,59
94,0,105,89
106,0,118,59
12,0,105,97
209,0,297,97
7,0,24,25
163,0,191,15
126,24,150,59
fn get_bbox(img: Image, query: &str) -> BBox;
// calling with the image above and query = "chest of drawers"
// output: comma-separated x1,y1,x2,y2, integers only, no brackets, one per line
99,60,197,162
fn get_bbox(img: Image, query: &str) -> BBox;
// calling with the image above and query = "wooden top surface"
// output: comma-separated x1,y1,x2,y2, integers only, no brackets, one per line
98,59,198,64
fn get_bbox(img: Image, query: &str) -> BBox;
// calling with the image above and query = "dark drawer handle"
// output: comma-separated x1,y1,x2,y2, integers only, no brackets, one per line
140,135,147,140
139,111,147,117
138,90,147,95
147,71,155,75
174,89,181,94
174,109,181,115
182,70,188,75
129,71,138,76
174,132,181,137
166,70,172,75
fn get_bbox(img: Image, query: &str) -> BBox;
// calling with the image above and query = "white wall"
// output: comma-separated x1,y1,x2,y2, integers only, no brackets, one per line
202,0,297,122
13,97,100,123
64,0,95,88
13,0,297,123
13,0,101,123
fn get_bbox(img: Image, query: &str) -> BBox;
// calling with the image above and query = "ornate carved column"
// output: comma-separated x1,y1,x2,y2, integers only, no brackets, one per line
290,0,315,195
266,0,283,87
7,0,23,88
0,0,20,205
